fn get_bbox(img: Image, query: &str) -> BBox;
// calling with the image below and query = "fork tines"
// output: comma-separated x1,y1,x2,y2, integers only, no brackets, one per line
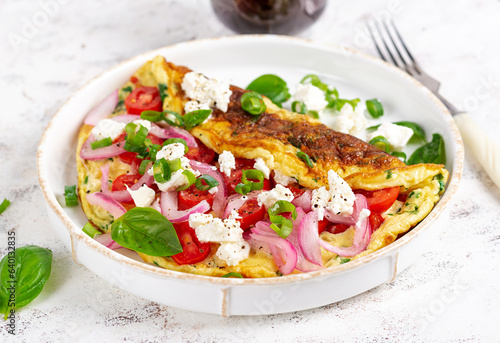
366,19,421,75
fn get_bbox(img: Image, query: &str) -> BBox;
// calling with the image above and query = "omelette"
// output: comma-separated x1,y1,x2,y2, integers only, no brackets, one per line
76,56,448,278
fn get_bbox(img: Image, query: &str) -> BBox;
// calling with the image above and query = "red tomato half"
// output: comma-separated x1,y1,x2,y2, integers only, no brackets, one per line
177,184,215,210
125,86,162,115
237,199,266,231
185,139,216,164
171,222,211,265
355,186,400,213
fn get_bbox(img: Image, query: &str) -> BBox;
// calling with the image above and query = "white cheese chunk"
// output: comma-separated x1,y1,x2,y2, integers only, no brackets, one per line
189,212,243,243
311,170,355,220
216,241,250,266
91,119,126,141
332,104,368,141
356,208,371,227
291,84,328,112
184,100,211,114
368,122,414,152
181,72,232,112
156,143,185,161
126,184,156,208
257,184,294,209
218,150,235,177
253,158,271,179
273,170,295,186
155,169,189,192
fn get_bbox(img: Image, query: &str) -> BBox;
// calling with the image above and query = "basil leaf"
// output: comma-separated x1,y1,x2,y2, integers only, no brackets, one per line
221,272,244,278
393,121,427,144
0,245,53,319
246,74,290,108
407,133,446,165
111,207,182,256
183,109,212,131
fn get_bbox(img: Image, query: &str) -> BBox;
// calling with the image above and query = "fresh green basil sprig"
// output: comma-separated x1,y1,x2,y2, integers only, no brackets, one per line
246,74,291,108
407,133,446,165
0,245,53,320
111,207,182,256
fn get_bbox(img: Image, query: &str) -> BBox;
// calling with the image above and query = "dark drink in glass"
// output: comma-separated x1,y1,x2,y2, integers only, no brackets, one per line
211,0,327,35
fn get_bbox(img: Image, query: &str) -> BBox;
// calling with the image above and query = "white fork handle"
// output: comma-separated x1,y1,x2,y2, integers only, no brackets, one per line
454,112,500,188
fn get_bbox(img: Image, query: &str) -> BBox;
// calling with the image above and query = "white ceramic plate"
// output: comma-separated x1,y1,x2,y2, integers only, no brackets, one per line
37,35,463,317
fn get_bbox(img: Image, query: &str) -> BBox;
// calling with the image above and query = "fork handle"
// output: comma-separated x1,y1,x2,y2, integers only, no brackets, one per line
454,112,500,188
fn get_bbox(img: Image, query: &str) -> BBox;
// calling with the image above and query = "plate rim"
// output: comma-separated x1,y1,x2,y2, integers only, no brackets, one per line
36,34,464,286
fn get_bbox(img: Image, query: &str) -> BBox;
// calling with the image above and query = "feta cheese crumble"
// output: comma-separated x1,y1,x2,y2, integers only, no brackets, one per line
311,170,355,220
368,122,414,152
257,184,294,209
126,184,156,208
181,72,232,113
290,84,328,112
273,170,295,186
156,143,185,161
218,150,235,177
332,104,368,141
91,119,126,141
132,119,152,132
356,208,371,227
253,158,271,179
189,210,249,266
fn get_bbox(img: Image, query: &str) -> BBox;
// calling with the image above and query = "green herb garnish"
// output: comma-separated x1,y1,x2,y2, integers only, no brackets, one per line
369,136,390,153
297,151,314,168
268,200,297,239
366,99,384,118
195,174,219,191
241,91,266,115
64,185,78,207
0,199,11,215
246,74,290,108
221,272,244,278
183,109,212,131
82,223,101,238
407,133,446,165
91,137,112,150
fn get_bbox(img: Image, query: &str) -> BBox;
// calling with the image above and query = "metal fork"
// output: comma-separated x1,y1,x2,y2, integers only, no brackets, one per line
367,19,500,188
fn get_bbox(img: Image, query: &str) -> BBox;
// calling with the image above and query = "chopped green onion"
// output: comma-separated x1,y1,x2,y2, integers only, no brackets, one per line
163,110,184,127
141,110,184,127
292,101,306,114
162,138,189,153
366,99,384,118
296,151,314,168
0,198,11,215
235,183,252,195
125,122,148,146
64,185,78,207
241,91,266,115
221,272,244,278
82,223,101,238
369,136,390,153
123,141,148,154
148,144,161,160
141,110,163,122
268,200,297,239
183,109,212,131
336,98,360,111
307,110,319,119
241,169,265,191
177,170,197,191
91,137,112,150
340,258,351,264
138,159,151,175
391,152,407,163
195,174,219,191
152,158,181,183
300,74,329,92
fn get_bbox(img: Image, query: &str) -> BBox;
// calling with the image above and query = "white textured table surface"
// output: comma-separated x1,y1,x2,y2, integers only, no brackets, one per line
1,0,500,342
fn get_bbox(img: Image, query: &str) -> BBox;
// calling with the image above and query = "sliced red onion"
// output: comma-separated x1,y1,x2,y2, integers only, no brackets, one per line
150,125,198,148
318,194,372,257
100,164,154,203
249,232,298,275
297,210,323,266
251,221,275,236
86,192,126,219
94,232,122,250
80,135,126,160
292,190,312,211
243,231,271,255
222,191,259,219
189,160,227,217
84,90,119,126
151,198,161,213
160,190,210,222
324,210,356,226
285,208,323,272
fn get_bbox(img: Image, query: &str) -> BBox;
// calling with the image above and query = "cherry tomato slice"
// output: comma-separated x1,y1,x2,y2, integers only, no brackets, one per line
237,199,266,231
185,139,216,164
368,212,385,232
171,221,211,265
124,86,162,115
355,186,400,213
327,224,351,234
318,219,332,234
177,184,215,210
